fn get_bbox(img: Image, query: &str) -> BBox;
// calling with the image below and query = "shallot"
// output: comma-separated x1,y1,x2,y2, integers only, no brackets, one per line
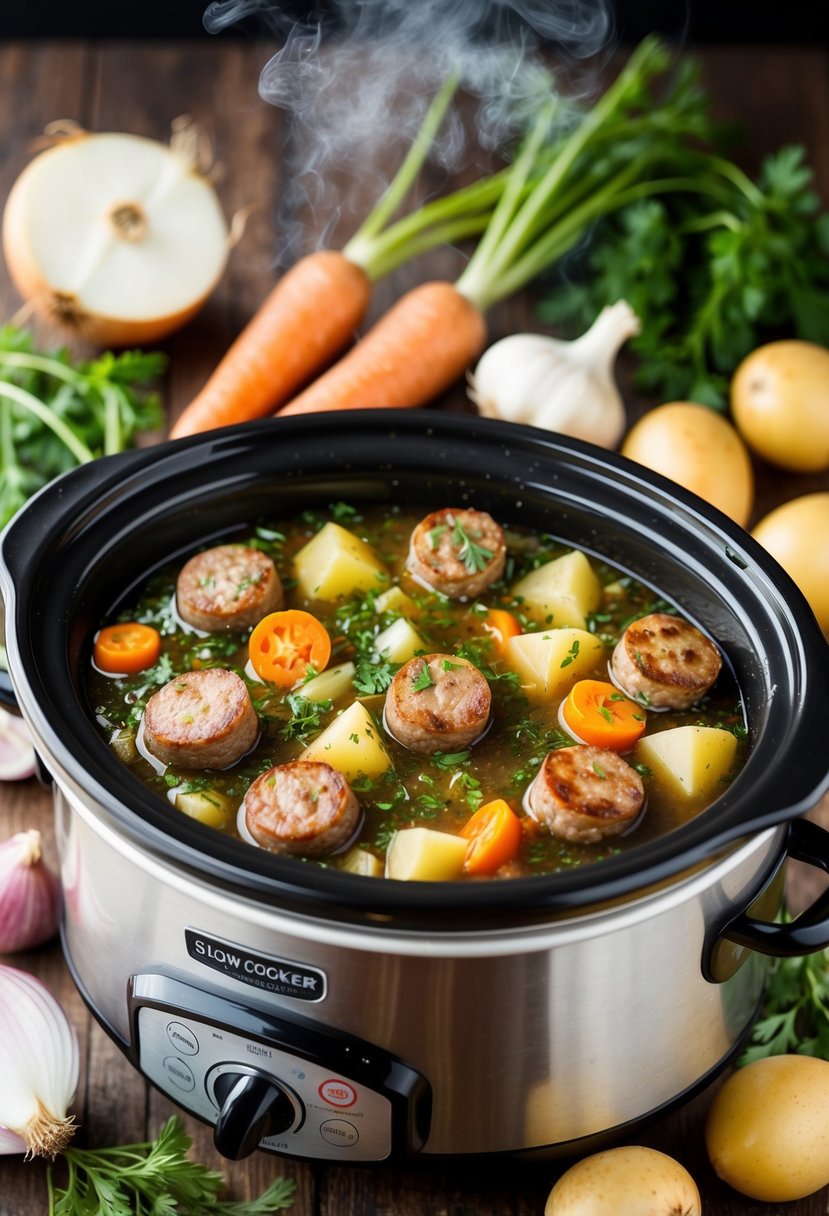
0,963,78,1157
0,829,61,953
468,301,640,448
0,707,36,781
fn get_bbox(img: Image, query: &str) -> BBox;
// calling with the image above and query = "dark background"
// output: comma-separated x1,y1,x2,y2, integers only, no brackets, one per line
0,0,826,43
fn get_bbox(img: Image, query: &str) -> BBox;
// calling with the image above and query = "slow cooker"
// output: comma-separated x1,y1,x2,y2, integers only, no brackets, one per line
2,411,829,1163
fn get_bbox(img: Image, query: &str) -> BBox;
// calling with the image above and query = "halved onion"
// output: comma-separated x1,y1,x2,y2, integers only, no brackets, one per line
3,126,230,346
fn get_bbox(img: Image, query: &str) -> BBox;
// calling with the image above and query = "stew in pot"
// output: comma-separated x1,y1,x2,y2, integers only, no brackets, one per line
86,502,747,881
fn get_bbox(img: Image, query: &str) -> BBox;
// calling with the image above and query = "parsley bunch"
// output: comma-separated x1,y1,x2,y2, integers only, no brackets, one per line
741,945,829,1065
0,325,165,527
47,1116,296,1216
539,64,829,408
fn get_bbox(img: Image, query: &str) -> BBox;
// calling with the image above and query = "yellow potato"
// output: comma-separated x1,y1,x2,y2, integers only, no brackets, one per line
299,700,392,781
705,1055,829,1201
511,550,602,629
338,846,383,877
545,1146,700,1215
731,339,829,472
504,628,605,698
633,725,737,801
385,827,468,881
173,789,235,830
375,585,418,617
373,617,426,663
293,521,386,601
300,661,355,704
621,402,754,526
752,492,829,636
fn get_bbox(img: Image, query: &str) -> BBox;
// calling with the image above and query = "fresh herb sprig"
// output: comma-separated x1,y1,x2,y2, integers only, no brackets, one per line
47,1116,296,1216
0,326,165,527
740,943,829,1065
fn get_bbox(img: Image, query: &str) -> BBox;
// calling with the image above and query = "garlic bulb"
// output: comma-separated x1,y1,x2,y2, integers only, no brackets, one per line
0,963,79,1157
468,300,640,448
0,830,61,953
3,120,229,346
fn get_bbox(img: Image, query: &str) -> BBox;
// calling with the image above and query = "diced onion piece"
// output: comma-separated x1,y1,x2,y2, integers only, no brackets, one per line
3,130,229,346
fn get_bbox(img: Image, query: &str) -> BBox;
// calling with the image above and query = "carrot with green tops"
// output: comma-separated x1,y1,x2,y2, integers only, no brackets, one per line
169,76,506,439
276,39,711,418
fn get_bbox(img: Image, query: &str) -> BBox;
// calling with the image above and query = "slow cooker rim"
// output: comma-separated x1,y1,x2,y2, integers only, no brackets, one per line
3,410,829,923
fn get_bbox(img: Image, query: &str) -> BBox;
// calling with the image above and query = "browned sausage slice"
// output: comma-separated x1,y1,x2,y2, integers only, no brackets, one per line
407,508,506,599
176,544,283,632
142,668,258,769
242,760,361,856
610,612,722,710
525,744,645,843
384,653,491,754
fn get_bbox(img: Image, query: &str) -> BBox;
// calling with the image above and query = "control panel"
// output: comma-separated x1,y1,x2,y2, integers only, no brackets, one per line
128,974,431,1163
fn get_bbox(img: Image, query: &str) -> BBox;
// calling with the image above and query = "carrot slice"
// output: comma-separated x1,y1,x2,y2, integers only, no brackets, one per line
249,610,331,687
482,608,522,648
561,679,647,752
460,798,522,876
94,623,161,674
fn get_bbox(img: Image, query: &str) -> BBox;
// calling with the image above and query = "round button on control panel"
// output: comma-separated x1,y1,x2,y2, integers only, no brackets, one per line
320,1119,359,1148
166,1021,199,1055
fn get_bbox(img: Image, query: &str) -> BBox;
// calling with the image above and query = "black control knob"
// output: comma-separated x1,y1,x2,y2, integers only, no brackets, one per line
212,1070,296,1160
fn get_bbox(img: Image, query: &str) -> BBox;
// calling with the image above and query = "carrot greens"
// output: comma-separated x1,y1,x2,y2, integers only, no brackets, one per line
741,943,829,1064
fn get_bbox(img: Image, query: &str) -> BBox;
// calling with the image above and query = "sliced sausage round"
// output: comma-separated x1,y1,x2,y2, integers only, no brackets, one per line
384,653,491,754
176,544,283,633
407,507,506,599
526,744,645,844
242,760,361,857
610,612,722,710
142,668,258,769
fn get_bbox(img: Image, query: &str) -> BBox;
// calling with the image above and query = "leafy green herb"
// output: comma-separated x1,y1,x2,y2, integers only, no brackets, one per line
559,639,581,668
538,81,829,407
353,655,397,695
597,704,614,725
0,326,165,528
451,520,493,574
47,1115,296,1215
432,749,471,770
279,692,332,742
592,761,607,779
427,524,448,549
741,944,829,1064
411,663,434,692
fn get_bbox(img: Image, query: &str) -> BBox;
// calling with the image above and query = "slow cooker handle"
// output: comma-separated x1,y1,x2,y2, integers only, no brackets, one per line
716,818,829,958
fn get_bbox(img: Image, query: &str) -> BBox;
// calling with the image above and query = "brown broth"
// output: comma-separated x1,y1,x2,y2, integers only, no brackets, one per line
86,503,748,878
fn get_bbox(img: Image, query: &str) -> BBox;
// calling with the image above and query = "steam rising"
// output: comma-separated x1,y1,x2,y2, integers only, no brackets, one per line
203,0,613,264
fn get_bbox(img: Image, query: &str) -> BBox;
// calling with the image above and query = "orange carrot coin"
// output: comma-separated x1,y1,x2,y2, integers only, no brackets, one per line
93,623,161,674
483,608,522,648
460,798,523,876
249,610,331,687
561,679,647,752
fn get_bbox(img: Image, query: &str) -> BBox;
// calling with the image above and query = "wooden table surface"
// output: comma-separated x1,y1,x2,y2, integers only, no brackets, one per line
1,36,828,1216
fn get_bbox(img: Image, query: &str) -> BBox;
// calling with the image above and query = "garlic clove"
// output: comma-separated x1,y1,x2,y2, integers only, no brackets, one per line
0,964,78,1157
0,829,62,953
0,708,36,781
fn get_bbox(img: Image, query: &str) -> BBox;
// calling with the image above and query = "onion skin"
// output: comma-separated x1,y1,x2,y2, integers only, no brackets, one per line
0,830,62,953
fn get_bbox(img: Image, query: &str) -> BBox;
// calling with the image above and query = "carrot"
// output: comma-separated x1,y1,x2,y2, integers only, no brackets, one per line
278,281,487,416
460,798,523,876
93,623,161,674
483,608,522,649
560,679,647,753
249,609,331,687
169,251,370,439
168,76,508,439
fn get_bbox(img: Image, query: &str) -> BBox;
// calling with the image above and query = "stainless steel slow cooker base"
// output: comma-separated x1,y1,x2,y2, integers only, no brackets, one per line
57,783,783,1160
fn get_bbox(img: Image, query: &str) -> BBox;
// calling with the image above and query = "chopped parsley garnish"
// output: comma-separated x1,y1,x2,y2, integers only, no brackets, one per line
411,663,434,692
353,655,397,695
452,519,494,573
560,639,581,668
432,749,471,770
278,692,332,743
